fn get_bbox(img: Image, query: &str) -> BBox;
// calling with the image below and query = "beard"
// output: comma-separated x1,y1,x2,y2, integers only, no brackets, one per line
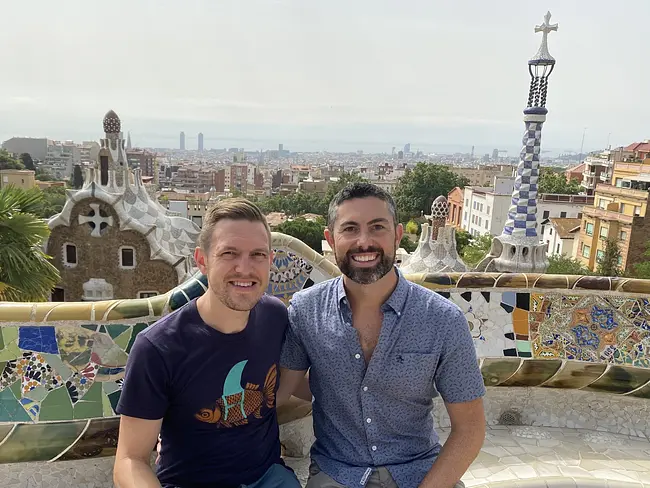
335,245,396,285
210,277,264,312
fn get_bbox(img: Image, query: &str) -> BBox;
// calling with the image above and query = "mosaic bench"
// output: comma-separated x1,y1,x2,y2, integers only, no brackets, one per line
1,233,650,466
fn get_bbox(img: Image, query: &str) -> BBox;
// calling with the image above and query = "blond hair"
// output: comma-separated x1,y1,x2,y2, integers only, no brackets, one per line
198,198,271,251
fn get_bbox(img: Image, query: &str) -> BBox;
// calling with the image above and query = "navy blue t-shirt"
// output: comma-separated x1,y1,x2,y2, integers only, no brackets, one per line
116,294,289,488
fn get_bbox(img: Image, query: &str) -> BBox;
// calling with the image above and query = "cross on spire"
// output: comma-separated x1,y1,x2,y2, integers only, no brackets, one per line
531,11,558,62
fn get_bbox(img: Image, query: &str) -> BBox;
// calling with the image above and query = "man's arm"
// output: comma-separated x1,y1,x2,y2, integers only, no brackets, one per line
114,416,162,488
277,367,309,405
418,398,485,488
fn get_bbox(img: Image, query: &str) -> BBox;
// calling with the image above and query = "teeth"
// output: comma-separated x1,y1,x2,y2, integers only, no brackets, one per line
352,254,377,262
232,281,253,287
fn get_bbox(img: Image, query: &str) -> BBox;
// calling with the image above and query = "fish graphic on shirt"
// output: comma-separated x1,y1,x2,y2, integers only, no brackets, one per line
194,361,277,428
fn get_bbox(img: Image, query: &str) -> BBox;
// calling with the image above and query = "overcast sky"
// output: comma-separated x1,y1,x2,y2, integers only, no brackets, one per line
1,0,648,154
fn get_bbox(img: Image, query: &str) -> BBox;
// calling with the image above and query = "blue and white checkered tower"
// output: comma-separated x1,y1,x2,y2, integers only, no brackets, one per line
493,12,558,273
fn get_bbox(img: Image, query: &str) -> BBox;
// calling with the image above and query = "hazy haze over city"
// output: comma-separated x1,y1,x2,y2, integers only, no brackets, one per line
1,0,648,154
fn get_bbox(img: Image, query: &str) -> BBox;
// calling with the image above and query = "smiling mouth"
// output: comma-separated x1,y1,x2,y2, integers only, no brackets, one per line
228,280,257,290
350,253,379,263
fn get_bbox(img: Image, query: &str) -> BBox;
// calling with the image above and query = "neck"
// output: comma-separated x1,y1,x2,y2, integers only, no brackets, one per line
196,292,250,333
343,267,398,310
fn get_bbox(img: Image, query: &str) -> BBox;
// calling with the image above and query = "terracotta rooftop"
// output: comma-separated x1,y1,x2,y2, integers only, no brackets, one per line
624,141,650,153
548,217,582,239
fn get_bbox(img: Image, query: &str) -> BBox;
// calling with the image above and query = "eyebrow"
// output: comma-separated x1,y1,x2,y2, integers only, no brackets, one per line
216,246,269,253
338,218,390,227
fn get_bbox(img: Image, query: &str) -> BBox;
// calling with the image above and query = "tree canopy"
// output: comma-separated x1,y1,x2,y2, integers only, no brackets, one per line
547,254,592,275
596,237,622,277
19,153,35,171
275,217,326,253
461,234,493,267
0,150,25,170
0,185,60,301
392,163,469,223
538,168,581,195
33,186,67,219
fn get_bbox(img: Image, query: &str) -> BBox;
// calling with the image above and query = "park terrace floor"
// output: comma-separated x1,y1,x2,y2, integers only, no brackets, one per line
0,425,648,487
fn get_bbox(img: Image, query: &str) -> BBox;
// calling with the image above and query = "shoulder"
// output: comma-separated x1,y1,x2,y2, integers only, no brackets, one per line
290,277,338,307
139,299,199,349
256,294,289,320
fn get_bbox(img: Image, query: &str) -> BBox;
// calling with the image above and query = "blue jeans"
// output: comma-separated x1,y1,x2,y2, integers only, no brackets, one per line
242,463,301,488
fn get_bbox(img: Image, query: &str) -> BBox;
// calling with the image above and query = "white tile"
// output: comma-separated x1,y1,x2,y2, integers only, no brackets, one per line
589,469,640,483
487,468,516,482
509,465,538,479
558,466,595,478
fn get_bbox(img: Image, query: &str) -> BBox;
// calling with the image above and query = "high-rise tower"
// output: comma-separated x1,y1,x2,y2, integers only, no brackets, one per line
180,131,185,151
491,12,558,273
198,132,204,152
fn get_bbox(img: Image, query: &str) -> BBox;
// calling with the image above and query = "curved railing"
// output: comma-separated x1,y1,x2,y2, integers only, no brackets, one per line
0,232,649,463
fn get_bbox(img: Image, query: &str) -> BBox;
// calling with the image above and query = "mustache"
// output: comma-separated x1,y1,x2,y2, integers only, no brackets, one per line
346,247,384,255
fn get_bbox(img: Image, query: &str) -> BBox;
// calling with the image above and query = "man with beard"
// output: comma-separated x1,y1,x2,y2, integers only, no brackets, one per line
114,199,302,488
279,183,486,488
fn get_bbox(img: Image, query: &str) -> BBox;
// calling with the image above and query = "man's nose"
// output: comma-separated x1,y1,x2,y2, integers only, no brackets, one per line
356,229,373,248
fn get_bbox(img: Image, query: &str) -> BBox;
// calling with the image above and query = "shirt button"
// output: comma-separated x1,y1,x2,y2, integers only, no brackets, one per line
366,418,372,423
371,445,377,451
363,386,368,391
397,311,401,317
355,354,361,359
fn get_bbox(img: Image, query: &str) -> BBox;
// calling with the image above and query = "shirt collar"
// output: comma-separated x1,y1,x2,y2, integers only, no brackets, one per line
336,266,410,314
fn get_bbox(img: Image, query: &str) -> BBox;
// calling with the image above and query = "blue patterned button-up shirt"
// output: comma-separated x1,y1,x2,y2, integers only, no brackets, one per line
280,268,485,488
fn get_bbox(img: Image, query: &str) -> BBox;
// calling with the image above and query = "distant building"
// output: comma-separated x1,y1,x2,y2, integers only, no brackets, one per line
446,187,464,229
581,152,612,195
449,164,515,187
565,162,584,183
198,132,204,152
461,177,515,237
0,169,36,189
1,137,48,161
541,218,581,256
126,149,155,177
180,131,185,151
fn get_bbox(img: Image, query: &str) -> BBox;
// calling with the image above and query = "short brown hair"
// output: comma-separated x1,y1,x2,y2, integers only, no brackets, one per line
198,197,271,251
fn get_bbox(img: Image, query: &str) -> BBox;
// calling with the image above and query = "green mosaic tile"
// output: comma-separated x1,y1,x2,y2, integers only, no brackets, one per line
82,325,99,332
106,324,129,339
1,327,18,346
113,329,133,351
0,421,86,463
107,390,121,413
99,325,107,333
9,380,21,400
42,353,73,382
74,401,103,419
516,340,531,353
0,342,20,361
102,391,114,416
81,380,102,403
126,323,148,353
102,381,120,395
0,330,4,351
27,386,48,402
39,386,73,421
0,424,13,444
0,387,30,422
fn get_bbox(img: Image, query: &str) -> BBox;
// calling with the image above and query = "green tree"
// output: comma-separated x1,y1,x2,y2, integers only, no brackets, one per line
399,235,418,253
0,185,60,301
455,229,472,255
35,168,55,181
33,186,67,219
461,234,493,267
596,237,622,277
72,164,84,189
0,150,25,170
547,254,591,275
323,172,368,206
392,163,469,223
19,153,35,171
538,168,581,195
633,243,650,279
405,220,419,235
275,217,326,253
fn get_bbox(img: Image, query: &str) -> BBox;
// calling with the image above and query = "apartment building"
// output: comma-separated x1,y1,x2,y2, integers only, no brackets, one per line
461,177,514,237
541,218,581,256
0,169,36,189
126,149,155,177
447,187,464,228
581,151,612,195
449,164,515,187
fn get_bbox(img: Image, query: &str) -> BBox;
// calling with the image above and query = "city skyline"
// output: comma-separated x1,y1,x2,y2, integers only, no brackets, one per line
1,1,648,154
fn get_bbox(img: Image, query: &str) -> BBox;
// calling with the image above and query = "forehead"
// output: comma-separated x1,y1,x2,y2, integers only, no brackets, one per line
210,219,270,249
335,197,392,225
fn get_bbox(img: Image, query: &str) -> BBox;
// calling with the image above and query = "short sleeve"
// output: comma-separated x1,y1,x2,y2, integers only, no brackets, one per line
279,301,311,371
116,334,170,419
433,308,486,403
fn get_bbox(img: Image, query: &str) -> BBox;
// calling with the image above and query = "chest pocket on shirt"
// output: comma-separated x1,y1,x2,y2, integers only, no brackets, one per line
382,352,437,400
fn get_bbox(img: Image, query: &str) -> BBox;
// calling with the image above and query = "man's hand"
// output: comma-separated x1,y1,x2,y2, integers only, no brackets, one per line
114,415,163,488
419,398,485,488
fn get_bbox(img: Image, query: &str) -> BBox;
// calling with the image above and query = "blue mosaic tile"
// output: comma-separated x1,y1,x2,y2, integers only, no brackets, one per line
18,327,58,355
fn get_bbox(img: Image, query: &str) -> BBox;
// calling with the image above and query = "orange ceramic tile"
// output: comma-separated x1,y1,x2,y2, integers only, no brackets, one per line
512,307,529,335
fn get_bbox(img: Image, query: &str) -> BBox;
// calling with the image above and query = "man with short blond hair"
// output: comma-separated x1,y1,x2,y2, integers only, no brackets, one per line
114,198,301,488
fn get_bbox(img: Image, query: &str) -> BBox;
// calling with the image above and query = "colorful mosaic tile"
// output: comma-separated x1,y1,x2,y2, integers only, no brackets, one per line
530,294,650,367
